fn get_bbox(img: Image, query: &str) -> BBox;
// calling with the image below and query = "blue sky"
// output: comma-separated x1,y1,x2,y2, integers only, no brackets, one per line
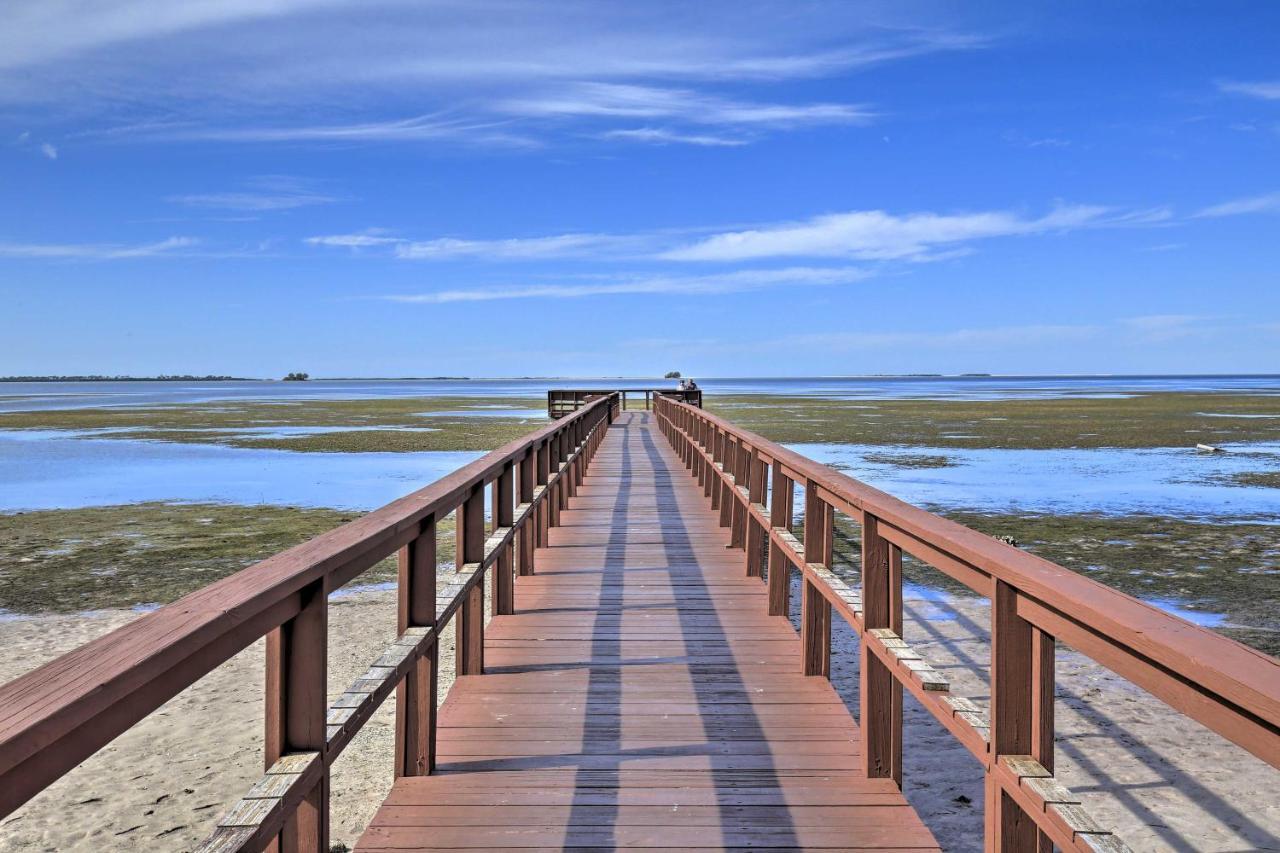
1,1,1278,378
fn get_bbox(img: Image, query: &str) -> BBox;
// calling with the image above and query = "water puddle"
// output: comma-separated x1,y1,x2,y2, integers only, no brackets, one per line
789,442,1280,519
0,431,481,511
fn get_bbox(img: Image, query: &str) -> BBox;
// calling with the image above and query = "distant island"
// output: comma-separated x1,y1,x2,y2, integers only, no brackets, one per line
0,375,249,382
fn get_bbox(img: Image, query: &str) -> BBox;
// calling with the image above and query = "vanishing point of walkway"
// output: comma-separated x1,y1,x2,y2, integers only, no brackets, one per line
357,412,940,851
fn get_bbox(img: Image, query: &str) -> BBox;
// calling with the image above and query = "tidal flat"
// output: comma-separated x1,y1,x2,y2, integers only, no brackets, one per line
0,502,459,615
0,388,1275,657
0,394,546,452
707,391,1280,450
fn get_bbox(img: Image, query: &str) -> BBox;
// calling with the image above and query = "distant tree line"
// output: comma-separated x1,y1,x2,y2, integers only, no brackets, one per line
664,370,682,379
282,372,310,381
0,374,247,382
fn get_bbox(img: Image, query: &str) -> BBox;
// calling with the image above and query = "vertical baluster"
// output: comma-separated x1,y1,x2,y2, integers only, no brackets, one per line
494,462,515,615
861,514,903,786
767,466,793,617
800,481,831,677
729,442,747,549
396,516,437,778
987,579,1036,850
537,439,550,543
456,484,485,676
265,579,328,852
519,449,536,576
1032,626,1055,852
709,427,721,506
745,453,766,577
718,436,734,528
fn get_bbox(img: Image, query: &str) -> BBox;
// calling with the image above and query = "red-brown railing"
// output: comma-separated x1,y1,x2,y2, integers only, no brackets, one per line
0,393,619,852
653,395,1280,853
548,387,701,418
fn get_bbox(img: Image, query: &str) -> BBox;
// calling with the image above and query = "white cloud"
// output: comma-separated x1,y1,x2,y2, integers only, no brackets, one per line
139,114,533,146
1,3,977,148
383,266,871,303
394,233,640,261
306,232,402,248
0,236,195,259
40,142,57,159
599,127,747,146
1194,192,1280,218
1217,79,1280,100
661,205,1112,262
172,191,322,210
498,82,871,128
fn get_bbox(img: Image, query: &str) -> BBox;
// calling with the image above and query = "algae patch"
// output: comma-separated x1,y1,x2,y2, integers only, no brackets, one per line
707,392,1280,450
0,503,456,614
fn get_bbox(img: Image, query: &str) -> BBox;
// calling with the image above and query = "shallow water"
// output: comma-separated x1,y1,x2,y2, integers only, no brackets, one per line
3,374,1279,412
0,432,480,511
788,441,1280,519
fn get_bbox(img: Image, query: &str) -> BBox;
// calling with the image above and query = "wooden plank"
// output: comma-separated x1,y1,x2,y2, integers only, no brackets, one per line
357,412,938,852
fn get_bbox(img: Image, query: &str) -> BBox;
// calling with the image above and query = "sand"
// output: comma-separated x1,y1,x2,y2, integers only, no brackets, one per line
1,585,1277,852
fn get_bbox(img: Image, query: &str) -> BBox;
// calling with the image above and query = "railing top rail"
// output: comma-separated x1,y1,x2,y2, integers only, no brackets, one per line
0,395,617,792
655,396,1280,764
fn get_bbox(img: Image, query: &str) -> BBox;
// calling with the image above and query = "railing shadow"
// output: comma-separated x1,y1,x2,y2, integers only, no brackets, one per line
818,567,1278,853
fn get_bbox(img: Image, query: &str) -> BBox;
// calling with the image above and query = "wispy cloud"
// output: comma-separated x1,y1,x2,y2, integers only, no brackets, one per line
132,114,534,146
498,82,872,129
0,236,195,259
39,142,57,159
1217,79,1280,100
3,4,976,149
598,127,747,147
170,176,336,211
310,201,1170,265
382,266,871,303
305,230,402,249
394,233,638,261
1194,191,1280,218
660,205,1116,262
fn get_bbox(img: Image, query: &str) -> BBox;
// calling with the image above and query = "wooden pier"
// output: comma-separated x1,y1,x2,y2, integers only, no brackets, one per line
0,392,1276,852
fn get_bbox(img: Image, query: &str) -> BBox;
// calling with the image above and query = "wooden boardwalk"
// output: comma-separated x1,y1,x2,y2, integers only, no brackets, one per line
358,413,940,852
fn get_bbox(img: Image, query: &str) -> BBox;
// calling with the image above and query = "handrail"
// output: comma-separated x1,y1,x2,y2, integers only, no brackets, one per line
0,393,619,851
548,387,701,417
653,395,1279,853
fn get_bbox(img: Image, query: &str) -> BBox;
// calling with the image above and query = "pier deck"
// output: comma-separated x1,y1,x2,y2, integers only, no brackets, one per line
357,413,939,851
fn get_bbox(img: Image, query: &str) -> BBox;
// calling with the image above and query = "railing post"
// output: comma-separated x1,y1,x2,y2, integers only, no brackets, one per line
767,465,793,617
861,513,903,787
987,579,1037,850
494,462,515,615
396,516,437,778
519,449,536,576
456,484,485,676
265,579,328,852
745,452,766,577
800,481,831,677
